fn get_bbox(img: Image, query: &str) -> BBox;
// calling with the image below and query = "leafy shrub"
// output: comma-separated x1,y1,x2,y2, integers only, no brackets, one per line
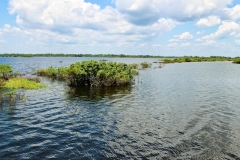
140,62,151,69
38,60,139,87
233,58,240,64
130,63,139,69
0,64,13,79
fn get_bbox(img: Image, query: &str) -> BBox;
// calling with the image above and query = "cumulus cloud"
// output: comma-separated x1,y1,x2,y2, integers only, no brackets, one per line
7,0,178,45
169,32,193,42
179,32,193,40
197,21,240,41
197,16,221,27
115,0,232,25
227,4,240,20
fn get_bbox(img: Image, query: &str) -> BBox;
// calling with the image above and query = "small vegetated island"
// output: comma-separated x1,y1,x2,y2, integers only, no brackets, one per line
0,64,45,105
37,60,139,87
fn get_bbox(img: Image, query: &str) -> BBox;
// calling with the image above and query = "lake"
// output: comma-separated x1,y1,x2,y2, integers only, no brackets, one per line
1,57,240,159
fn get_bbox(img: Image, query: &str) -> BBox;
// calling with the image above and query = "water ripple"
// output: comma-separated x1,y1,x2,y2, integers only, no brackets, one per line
1,59,240,159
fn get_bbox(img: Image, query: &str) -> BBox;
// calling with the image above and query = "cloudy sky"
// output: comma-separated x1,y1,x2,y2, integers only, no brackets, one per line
0,0,240,56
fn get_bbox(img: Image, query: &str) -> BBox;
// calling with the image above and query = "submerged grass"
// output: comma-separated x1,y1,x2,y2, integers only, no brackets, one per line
3,78,46,90
0,91,26,106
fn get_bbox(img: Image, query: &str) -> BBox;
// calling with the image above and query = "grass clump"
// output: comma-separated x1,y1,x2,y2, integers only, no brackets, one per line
3,78,45,90
38,60,139,87
140,62,151,69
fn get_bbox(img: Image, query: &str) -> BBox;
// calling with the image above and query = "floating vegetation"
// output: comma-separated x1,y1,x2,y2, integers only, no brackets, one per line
0,91,26,106
38,60,139,87
3,78,45,90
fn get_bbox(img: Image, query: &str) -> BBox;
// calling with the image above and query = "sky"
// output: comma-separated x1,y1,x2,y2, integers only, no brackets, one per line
0,0,240,56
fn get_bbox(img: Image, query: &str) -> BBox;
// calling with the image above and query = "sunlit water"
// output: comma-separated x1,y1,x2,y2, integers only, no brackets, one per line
1,57,240,159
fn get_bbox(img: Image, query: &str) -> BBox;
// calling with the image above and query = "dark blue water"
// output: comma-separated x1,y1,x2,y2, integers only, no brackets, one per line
1,57,240,159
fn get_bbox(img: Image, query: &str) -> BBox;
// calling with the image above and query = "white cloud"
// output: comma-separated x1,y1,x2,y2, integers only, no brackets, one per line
169,32,193,42
115,0,232,24
196,16,221,27
197,21,240,41
197,30,205,35
179,32,193,40
7,0,178,45
227,4,240,20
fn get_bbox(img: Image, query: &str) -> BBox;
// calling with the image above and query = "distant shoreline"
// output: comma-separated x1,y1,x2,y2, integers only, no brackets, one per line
0,53,238,59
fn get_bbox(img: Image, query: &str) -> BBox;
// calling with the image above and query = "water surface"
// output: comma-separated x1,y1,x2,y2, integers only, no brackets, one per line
0,57,240,159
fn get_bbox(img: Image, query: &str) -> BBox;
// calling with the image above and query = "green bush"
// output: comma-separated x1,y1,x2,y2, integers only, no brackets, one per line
163,59,175,63
233,58,240,64
38,60,139,87
0,64,12,79
140,62,151,69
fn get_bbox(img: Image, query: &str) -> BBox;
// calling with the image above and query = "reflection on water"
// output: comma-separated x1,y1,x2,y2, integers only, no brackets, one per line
1,58,240,159
66,85,132,101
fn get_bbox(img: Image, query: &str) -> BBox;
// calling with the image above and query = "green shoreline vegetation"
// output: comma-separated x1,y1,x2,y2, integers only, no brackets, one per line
233,58,240,64
163,56,235,63
0,53,238,61
0,64,45,106
38,60,139,87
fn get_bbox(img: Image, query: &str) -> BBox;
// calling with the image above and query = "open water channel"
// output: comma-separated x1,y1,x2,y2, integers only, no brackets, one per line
0,57,240,159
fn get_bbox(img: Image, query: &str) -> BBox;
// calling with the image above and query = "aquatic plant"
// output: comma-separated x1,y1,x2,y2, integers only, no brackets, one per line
130,63,139,69
0,91,26,106
38,60,139,87
3,78,46,90
140,62,152,69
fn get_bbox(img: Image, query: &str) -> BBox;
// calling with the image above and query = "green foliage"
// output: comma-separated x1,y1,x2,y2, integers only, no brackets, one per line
130,63,139,69
163,59,175,63
163,56,234,64
0,64,13,79
233,58,240,64
0,64,12,73
140,62,152,69
3,78,46,90
38,60,139,87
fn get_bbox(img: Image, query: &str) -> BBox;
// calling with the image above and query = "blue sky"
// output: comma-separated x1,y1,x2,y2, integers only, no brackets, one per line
0,0,240,56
